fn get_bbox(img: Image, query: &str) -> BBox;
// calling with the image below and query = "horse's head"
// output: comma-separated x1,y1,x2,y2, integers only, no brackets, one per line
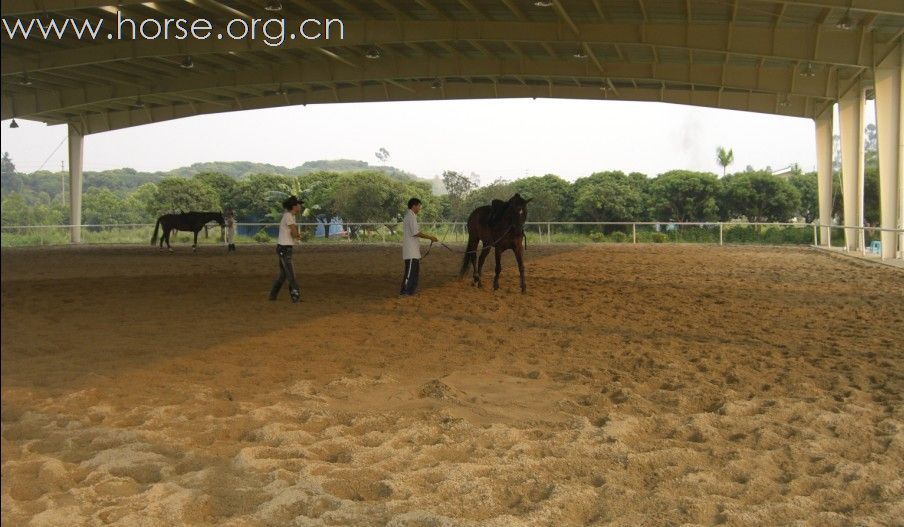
506,193,532,227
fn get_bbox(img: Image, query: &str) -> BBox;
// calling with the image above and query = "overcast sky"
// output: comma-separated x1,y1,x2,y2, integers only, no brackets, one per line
1,98,876,183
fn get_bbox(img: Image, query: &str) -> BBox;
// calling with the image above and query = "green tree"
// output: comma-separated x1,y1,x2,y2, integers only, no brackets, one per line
1,152,23,195
330,171,405,238
441,170,476,221
463,179,515,217
402,180,441,223
1,194,64,226
332,171,407,226
147,177,221,217
719,171,801,222
788,171,819,223
716,146,734,177
297,171,341,236
194,172,237,209
864,166,880,226
230,173,292,221
82,188,130,224
511,174,573,222
572,171,648,223
126,184,159,223
649,170,721,222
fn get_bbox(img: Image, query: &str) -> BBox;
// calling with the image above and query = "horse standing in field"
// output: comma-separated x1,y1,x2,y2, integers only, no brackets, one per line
459,193,532,293
151,211,225,251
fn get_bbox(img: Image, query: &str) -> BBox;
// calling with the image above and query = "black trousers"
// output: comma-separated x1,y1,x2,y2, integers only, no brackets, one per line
270,245,300,299
400,258,420,295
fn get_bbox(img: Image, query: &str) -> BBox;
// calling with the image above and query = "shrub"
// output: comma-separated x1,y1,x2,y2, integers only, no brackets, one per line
610,231,628,243
651,232,668,243
253,228,271,243
589,232,605,243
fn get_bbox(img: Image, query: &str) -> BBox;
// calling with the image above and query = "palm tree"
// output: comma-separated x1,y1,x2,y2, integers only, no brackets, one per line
716,146,734,177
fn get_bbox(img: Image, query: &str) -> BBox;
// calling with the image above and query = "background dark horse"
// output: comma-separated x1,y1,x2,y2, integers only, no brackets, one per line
151,212,225,251
459,193,531,293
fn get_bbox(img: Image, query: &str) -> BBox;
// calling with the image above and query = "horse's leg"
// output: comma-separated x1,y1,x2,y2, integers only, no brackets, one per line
493,247,503,291
460,233,478,280
475,245,492,288
192,230,199,251
515,241,526,294
164,229,172,252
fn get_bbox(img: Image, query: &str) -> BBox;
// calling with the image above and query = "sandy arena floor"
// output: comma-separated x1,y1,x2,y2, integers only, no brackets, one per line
2,243,903,526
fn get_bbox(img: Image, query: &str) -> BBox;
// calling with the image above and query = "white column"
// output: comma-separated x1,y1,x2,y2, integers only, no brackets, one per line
815,109,834,245
874,42,903,260
68,123,84,244
838,87,865,251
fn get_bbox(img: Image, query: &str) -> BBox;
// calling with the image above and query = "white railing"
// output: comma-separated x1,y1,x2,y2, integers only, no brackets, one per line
1,221,901,259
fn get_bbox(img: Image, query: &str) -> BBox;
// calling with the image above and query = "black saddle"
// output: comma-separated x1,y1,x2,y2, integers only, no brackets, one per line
487,199,508,226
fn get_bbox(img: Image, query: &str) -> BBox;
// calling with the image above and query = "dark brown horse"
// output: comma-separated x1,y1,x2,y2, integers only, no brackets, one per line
151,211,225,251
459,193,532,293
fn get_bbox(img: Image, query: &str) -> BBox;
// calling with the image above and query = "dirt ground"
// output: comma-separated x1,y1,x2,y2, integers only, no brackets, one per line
2,243,903,527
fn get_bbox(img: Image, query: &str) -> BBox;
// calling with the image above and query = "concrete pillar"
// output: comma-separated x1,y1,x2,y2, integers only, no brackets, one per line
838,87,866,251
68,123,84,244
874,42,903,260
815,109,834,245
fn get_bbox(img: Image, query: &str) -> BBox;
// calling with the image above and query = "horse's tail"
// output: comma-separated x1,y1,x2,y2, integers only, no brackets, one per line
151,218,161,245
459,233,478,279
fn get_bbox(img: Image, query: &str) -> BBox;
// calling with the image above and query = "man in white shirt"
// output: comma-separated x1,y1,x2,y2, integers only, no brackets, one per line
269,196,303,303
400,198,438,296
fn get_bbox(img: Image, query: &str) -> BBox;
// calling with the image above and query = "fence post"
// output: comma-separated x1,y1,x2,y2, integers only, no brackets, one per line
547,222,551,244
828,226,832,247
632,223,637,244
812,224,817,246
719,223,723,246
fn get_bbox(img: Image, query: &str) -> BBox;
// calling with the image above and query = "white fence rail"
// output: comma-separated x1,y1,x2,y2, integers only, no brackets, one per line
1,221,902,259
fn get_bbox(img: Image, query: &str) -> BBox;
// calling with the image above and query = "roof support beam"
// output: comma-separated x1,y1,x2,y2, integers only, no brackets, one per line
56,79,813,135
2,57,838,119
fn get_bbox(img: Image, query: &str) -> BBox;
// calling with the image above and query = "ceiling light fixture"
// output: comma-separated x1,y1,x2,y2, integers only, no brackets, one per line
573,48,588,59
365,47,382,59
800,63,816,78
534,1,554,7
835,11,854,30
431,80,442,89
133,97,145,109
265,0,282,12
181,56,194,69
20,73,33,86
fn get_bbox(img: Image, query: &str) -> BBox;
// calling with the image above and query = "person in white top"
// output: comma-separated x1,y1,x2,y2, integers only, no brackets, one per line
224,208,237,252
269,196,304,303
400,197,438,296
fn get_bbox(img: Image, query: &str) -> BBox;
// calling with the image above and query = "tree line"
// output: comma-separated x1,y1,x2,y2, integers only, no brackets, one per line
0,142,881,230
